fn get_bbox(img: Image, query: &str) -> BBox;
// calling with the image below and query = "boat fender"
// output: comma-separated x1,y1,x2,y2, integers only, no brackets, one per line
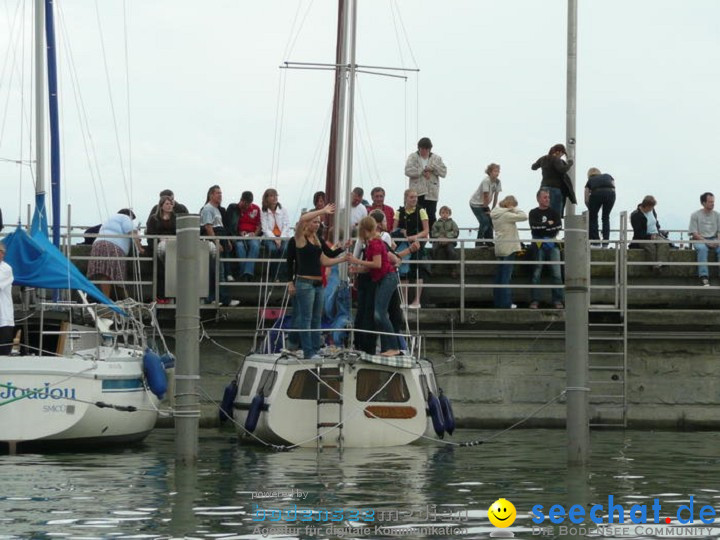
439,390,455,436
143,348,168,399
427,391,445,438
159,353,176,370
244,391,265,433
219,380,239,423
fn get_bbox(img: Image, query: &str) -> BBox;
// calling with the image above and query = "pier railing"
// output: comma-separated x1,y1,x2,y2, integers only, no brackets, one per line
5,212,717,321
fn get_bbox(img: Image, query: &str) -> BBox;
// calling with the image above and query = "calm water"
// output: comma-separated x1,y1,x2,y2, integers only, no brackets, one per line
2,429,720,539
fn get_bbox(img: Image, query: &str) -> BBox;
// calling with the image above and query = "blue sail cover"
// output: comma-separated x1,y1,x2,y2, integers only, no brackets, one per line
3,212,121,313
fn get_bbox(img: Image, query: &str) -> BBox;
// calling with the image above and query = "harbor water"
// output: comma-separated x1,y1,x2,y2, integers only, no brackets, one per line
2,428,720,539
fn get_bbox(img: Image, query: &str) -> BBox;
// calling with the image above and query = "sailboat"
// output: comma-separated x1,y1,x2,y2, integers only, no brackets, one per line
228,0,453,449
0,0,167,453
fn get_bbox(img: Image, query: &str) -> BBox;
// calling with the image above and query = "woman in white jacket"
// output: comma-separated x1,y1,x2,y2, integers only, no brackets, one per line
261,188,291,280
490,196,527,308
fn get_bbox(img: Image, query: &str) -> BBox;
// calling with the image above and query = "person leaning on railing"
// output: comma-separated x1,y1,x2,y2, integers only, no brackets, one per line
86,209,144,300
392,188,429,309
630,195,670,273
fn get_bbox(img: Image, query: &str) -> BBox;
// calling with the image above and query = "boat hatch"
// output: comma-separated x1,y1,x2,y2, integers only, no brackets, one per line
287,368,341,400
356,369,409,403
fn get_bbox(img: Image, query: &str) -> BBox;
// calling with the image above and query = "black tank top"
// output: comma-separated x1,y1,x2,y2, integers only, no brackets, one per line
296,240,322,277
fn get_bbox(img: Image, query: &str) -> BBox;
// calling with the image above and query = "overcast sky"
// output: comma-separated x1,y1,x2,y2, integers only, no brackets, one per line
1,0,719,238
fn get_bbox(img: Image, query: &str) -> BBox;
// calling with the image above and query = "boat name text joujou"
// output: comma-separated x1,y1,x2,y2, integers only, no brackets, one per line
0,382,77,400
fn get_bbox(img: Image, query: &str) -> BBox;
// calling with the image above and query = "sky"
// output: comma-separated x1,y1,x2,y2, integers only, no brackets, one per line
1,0,719,239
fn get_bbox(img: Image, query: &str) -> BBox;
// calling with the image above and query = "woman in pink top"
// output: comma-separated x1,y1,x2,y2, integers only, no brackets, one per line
350,216,401,356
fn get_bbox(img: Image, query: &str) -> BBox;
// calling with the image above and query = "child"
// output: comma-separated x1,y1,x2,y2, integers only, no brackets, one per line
431,205,459,277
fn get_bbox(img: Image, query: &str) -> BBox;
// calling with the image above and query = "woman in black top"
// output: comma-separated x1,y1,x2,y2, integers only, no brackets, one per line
584,167,616,246
146,195,176,303
531,143,576,217
293,204,346,359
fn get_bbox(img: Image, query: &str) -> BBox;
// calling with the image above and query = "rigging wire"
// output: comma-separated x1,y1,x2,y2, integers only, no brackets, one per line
122,0,133,207
56,0,109,221
282,0,316,61
93,0,131,209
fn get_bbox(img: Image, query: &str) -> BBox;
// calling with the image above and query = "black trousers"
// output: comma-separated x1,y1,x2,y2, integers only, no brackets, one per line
0,326,14,355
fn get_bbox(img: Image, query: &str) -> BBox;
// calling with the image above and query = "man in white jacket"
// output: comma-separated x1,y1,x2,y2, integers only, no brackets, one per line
404,137,447,230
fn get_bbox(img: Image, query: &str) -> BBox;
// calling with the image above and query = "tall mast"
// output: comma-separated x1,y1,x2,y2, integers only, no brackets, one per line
34,0,46,203
45,0,61,247
326,0,347,241
341,0,357,248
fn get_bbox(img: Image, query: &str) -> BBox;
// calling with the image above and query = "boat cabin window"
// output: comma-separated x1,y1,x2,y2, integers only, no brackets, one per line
258,369,277,395
287,368,341,400
419,374,429,400
239,366,258,396
356,369,409,403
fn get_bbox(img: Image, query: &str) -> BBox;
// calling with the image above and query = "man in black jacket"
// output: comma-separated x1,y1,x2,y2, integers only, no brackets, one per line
529,188,564,309
630,195,669,272
531,143,577,218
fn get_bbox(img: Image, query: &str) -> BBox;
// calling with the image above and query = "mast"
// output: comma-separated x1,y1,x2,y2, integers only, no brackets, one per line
34,0,46,213
45,0,61,247
326,0,347,240
341,0,357,250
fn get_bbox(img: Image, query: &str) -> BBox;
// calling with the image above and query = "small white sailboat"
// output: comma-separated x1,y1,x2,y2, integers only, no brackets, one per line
0,0,167,453
227,0,454,449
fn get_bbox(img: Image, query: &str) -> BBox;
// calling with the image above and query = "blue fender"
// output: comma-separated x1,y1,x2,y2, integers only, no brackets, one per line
439,390,455,436
427,391,445,438
143,348,168,399
219,380,238,423
245,391,265,433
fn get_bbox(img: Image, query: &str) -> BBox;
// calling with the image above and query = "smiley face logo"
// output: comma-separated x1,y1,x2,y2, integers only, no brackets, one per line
488,498,517,528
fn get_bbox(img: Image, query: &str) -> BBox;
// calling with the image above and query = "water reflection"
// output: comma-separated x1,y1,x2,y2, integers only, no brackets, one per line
1,430,720,538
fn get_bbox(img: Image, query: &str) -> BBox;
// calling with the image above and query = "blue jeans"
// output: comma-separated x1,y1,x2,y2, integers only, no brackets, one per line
235,238,260,277
494,254,515,308
396,241,410,276
373,272,401,352
543,186,565,218
470,205,493,244
587,190,616,242
207,251,231,305
531,245,564,304
264,239,288,281
694,240,720,278
295,277,324,359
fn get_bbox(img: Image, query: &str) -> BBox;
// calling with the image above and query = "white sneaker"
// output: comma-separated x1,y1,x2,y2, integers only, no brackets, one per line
510,304,518,309
226,275,236,282
228,299,240,307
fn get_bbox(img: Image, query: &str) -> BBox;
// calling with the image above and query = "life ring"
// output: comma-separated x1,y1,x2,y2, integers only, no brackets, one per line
245,391,265,433
427,391,445,438
219,380,238,423
439,390,455,436
143,348,168,399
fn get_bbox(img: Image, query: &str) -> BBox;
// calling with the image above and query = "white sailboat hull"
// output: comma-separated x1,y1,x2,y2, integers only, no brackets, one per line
0,348,158,448
233,353,442,448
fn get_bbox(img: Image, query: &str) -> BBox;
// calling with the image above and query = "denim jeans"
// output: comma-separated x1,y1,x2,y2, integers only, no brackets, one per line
294,277,324,359
264,239,288,281
207,250,231,305
470,205,493,244
587,190,616,242
543,186,565,218
531,245,564,304
373,272,401,352
396,241,410,277
694,240,720,277
235,238,260,277
493,253,516,308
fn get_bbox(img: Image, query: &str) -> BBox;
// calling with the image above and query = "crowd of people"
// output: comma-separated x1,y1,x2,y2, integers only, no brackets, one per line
80,137,713,321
